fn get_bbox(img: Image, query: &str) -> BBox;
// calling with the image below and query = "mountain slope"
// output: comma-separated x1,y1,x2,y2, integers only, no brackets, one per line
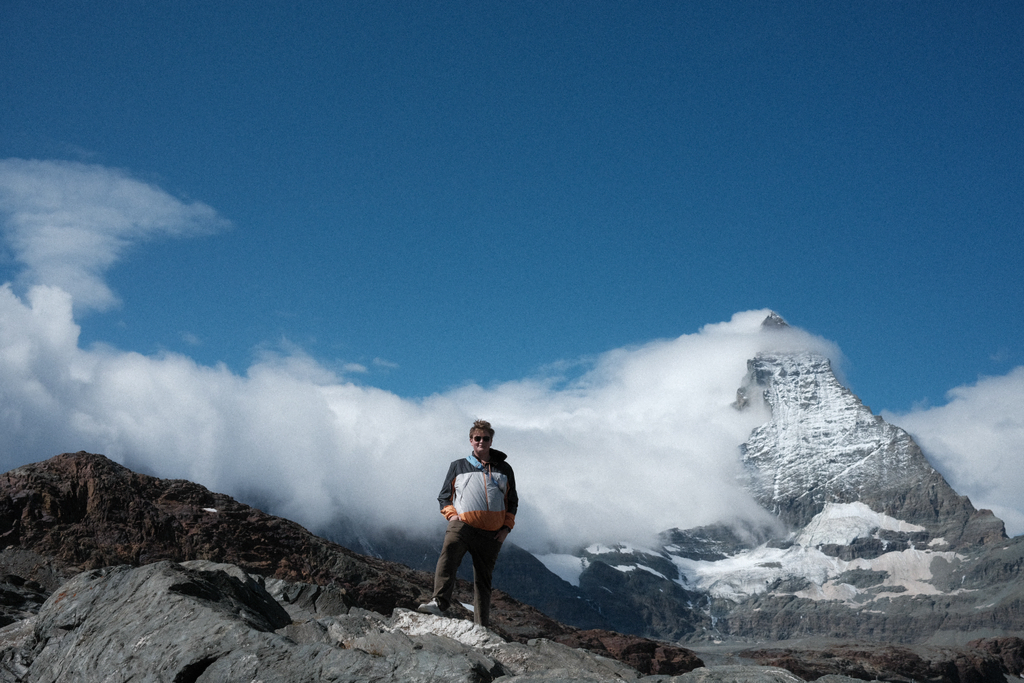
0,451,437,618
0,451,702,676
738,350,1004,549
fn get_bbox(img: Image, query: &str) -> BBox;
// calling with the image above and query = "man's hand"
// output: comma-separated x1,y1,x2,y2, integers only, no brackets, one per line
495,527,510,543
448,513,461,522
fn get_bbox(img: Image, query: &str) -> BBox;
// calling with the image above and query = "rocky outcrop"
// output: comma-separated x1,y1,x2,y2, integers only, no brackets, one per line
0,452,430,612
0,451,567,639
968,637,1024,677
0,452,706,679
740,642,1021,683
0,574,46,630
0,557,718,682
0,560,646,682
553,629,704,676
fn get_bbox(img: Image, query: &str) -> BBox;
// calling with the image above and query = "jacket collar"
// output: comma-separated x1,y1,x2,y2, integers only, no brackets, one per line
466,448,507,469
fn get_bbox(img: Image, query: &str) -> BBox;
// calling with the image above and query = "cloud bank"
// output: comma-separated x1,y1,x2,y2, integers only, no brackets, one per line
886,369,1024,537
0,278,826,551
0,159,227,312
1,159,1022,555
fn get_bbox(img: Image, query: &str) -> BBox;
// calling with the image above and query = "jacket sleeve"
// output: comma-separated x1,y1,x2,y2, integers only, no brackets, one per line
437,461,459,519
503,463,518,529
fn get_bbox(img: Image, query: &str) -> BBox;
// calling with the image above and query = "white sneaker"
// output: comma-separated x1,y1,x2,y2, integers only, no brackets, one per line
416,599,446,616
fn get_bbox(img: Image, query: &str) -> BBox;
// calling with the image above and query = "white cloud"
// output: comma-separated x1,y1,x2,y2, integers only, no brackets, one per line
5,158,1018,559
0,159,227,312
342,362,369,374
0,273,841,552
886,368,1024,537
181,332,202,346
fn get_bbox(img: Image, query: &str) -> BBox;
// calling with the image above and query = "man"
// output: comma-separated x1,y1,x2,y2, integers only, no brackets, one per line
417,419,518,628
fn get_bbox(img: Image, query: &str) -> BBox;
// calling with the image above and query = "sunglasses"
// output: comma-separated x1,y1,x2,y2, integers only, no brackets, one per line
472,435,492,442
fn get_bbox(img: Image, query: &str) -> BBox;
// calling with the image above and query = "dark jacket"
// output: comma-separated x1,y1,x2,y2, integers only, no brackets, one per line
437,449,518,531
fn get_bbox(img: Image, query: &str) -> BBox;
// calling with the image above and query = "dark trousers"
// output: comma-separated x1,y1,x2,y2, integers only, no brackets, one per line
431,519,504,627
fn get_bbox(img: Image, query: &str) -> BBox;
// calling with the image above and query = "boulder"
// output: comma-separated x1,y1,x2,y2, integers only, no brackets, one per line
554,629,703,676
968,637,1024,677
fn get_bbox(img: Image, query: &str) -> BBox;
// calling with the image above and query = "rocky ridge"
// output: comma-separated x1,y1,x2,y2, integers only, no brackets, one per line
0,451,714,682
0,559,702,682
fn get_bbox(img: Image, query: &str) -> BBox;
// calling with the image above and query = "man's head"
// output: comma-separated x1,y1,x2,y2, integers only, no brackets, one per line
470,419,494,460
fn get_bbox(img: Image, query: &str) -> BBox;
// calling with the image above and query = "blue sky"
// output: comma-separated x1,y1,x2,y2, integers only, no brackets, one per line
1,2,1022,543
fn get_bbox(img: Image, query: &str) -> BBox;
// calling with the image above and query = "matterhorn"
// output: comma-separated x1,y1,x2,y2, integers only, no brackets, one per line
479,313,1022,648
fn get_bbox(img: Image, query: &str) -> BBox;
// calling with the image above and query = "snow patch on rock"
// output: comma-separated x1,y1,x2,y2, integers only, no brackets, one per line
613,564,670,581
535,553,589,587
672,542,957,604
795,502,925,546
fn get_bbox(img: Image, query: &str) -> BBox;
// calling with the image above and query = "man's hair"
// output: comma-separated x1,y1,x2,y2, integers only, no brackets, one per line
470,419,495,438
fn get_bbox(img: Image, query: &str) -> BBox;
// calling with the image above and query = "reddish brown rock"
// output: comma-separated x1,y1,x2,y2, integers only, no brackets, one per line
553,628,703,675
740,644,1007,683
0,451,431,615
968,637,1024,677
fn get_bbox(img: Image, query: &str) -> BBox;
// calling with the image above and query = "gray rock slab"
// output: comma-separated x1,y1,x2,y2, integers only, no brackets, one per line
640,665,867,683
0,560,729,682
13,562,510,682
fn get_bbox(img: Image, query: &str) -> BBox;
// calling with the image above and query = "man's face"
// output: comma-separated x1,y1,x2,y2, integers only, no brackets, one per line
470,431,492,460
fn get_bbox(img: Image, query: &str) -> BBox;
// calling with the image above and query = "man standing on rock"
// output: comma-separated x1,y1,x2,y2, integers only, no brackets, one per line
418,419,518,628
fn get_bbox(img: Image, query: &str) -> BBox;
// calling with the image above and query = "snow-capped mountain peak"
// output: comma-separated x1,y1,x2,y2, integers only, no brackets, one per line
739,352,937,529
527,324,1012,642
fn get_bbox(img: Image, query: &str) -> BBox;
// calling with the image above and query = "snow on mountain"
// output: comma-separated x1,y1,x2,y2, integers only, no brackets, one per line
732,341,1005,555
535,553,589,587
670,502,956,604
739,351,940,529
521,314,1013,642
794,501,925,547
